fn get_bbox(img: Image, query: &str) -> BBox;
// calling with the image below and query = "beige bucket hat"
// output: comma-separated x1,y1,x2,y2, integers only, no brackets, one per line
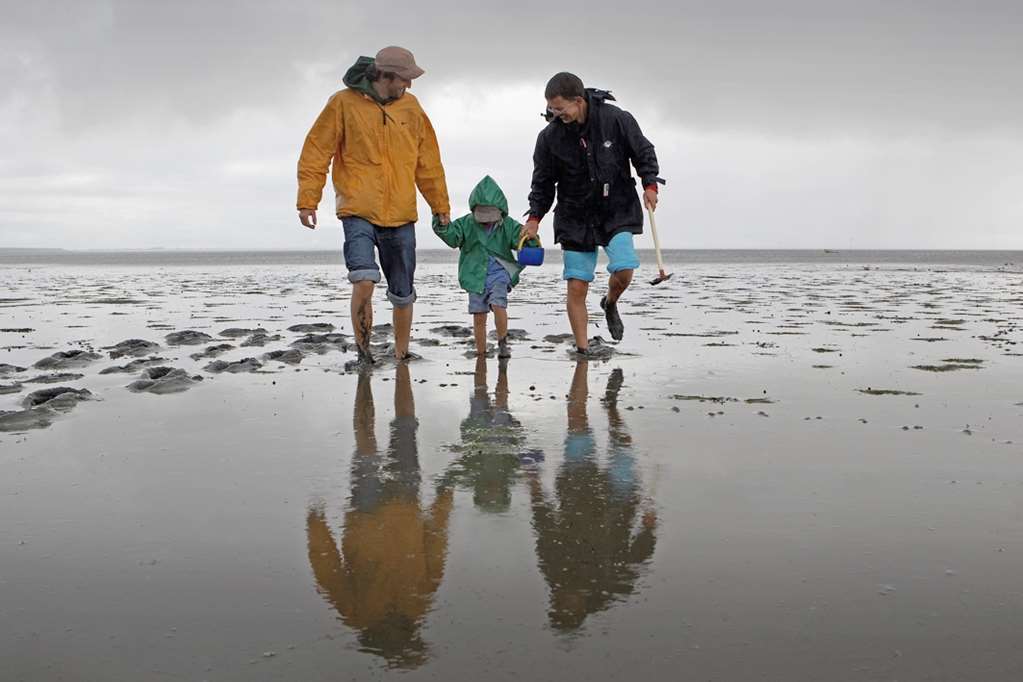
374,46,425,80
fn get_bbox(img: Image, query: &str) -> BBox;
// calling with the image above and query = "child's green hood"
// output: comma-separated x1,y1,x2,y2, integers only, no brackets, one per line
467,175,509,217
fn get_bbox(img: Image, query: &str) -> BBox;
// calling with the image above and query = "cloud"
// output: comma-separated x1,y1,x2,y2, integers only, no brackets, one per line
6,0,1022,135
1,0,1022,249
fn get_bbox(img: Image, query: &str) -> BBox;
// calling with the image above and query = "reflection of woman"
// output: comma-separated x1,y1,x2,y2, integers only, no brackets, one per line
306,365,452,668
529,362,657,631
441,356,529,513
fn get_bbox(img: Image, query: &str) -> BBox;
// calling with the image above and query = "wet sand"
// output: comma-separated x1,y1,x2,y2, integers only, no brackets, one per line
2,255,1023,680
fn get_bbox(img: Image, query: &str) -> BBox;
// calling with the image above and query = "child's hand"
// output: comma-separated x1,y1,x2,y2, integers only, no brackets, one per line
437,213,451,226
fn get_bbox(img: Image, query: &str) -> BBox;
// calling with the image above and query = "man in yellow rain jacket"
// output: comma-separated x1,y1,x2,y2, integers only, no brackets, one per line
297,46,451,364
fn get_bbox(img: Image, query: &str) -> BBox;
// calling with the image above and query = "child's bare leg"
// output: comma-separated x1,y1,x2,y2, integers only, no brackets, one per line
492,305,508,340
473,312,488,355
493,305,511,358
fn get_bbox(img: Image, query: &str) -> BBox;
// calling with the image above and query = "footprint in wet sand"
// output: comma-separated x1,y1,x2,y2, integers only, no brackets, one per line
240,331,282,348
23,386,95,410
568,337,616,360
0,407,55,432
165,330,214,346
219,327,267,339
342,345,423,373
0,363,27,376
290,333,349,354
263,349,304,365
33,350,102,370
189,344,235,360
99,357,169,374
204,358,263,374
24,373,85,384
128,367,205,394
430,325,473,338
104,339,161,359
287,323,335,333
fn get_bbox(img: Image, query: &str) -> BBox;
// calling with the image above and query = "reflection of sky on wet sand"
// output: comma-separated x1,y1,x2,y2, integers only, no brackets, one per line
3,257,1023,679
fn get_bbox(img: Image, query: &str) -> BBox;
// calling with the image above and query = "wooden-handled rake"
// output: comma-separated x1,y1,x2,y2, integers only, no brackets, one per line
646,206,673,285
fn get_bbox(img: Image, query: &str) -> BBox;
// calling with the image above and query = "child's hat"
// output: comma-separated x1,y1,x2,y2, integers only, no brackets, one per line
473,205,502,223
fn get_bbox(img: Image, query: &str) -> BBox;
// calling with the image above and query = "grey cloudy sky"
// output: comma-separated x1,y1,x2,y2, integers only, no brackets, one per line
2,0,1021,250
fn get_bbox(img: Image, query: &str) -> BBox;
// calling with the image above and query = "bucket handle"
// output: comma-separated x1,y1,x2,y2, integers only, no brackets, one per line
517,233,542,250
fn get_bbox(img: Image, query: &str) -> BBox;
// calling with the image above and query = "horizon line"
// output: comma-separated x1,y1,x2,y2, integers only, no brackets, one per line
4,247,1023,253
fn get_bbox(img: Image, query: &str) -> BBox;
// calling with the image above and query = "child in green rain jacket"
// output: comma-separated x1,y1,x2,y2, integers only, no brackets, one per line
433,176,526,358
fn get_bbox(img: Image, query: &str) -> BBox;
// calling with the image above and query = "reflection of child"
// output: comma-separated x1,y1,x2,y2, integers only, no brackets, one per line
433,176,526,358
441,356,524,513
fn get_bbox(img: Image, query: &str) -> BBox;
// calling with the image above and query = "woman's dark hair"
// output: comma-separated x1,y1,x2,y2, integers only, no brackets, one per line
544,72,585,100
366,63,398,83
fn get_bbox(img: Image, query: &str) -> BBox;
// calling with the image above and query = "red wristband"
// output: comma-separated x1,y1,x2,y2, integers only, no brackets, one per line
643,184,658,193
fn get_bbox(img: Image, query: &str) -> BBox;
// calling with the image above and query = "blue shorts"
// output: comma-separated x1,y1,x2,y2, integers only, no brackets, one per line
342,216,416,307
468,258,511,313
607,446,636,496
562,231,640,282
564,430,596,463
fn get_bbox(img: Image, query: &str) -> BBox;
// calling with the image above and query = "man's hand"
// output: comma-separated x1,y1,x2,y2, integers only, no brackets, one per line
520,220,539,242
437,213,450,226
299,209,317,230
643,188,658,211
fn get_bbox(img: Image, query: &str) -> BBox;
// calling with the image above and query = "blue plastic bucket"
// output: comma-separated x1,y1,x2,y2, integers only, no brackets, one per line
517,235,544,266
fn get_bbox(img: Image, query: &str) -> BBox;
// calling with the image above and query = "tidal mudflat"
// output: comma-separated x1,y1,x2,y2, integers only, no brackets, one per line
2,252,1023,680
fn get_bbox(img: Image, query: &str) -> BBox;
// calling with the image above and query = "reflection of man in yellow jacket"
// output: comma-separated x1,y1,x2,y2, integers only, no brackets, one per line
306,365,452,669
296,46,451,364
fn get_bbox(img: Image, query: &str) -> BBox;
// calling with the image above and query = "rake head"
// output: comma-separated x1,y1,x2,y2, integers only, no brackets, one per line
649,270,674,286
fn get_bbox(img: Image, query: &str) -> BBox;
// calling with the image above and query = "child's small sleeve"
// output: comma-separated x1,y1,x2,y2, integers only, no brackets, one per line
432,214,464,248
505,217,524,250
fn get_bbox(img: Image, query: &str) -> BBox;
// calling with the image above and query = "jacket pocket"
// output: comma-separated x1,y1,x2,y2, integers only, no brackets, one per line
342,108,381,165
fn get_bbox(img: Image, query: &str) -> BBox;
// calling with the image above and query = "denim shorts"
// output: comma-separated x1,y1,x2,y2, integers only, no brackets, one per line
468,258,511,313
562,231,640,282
342,216,416,307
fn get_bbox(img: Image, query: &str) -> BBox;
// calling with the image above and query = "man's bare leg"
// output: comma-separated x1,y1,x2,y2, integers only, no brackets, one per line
393,303,413,360
472,312,488,356
601,269,633,342
607,269,633,304
351,281,375,361
567,278,590,351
